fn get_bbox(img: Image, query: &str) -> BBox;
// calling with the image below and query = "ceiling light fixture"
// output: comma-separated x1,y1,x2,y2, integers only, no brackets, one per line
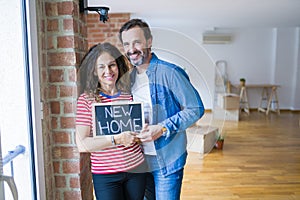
79,0,110,23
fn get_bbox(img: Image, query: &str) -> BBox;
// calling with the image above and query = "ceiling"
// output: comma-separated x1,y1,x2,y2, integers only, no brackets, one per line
88,0,300,28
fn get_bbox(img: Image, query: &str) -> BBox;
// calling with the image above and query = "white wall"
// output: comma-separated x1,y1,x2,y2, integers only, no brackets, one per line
135,16,300,110
150,28,215,109
274,28,300,110
203,28,276,109
294,28,300,110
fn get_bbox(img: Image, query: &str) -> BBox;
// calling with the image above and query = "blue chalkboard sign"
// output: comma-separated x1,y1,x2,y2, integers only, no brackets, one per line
92,102,144,137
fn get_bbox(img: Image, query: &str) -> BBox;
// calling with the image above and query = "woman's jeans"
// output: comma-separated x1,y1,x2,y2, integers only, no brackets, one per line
93,171,146,200
144,155,184,200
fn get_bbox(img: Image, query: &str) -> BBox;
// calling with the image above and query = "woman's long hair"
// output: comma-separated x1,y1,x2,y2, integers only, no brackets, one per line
78,42,131,95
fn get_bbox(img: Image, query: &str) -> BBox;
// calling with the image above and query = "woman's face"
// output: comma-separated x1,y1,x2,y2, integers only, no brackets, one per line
95,52,119,88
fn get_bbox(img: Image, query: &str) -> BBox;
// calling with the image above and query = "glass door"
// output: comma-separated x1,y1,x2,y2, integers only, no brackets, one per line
0,0,44,199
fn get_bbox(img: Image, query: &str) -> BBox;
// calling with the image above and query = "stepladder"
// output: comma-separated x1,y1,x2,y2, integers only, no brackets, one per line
258,86,280,115
239,86,250,115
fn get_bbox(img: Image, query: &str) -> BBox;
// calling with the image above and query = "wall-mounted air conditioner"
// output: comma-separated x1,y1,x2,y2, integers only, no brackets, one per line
202,33,232,44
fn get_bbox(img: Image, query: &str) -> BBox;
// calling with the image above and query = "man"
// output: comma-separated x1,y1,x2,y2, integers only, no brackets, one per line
119,18,205,200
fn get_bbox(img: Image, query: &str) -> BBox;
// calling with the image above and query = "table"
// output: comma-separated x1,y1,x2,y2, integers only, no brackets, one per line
232,84,280,115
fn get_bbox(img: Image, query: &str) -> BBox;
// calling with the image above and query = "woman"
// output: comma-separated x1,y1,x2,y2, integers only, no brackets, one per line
76,42,146,200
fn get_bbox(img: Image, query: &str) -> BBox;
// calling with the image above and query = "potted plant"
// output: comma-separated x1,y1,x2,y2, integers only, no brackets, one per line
214,133,225,150
240,78,246,87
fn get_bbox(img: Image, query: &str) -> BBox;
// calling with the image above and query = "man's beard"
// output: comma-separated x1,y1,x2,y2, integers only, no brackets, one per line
127,48,150,66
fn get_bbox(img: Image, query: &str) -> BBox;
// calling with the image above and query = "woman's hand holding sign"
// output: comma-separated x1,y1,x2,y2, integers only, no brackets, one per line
114,131,141,147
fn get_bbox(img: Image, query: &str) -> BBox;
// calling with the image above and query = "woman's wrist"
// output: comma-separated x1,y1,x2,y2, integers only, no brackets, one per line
111,136,116,145
112,135,120,145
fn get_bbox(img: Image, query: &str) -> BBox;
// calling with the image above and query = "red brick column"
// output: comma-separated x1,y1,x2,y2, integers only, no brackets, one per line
37,0,92,199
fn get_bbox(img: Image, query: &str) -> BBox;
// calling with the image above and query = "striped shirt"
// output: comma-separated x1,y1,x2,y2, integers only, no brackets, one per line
76,91,144,174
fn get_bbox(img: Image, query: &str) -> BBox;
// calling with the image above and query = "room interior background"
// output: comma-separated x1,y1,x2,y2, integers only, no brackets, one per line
0,0,299,199
88,0,300,110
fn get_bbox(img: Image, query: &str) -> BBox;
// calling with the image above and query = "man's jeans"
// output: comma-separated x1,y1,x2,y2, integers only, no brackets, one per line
144,155,184,200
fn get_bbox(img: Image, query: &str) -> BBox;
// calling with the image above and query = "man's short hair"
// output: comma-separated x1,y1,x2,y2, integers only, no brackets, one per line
119,18,152,43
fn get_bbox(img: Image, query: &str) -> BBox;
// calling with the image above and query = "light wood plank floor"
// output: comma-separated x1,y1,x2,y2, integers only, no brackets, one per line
182,111,300,200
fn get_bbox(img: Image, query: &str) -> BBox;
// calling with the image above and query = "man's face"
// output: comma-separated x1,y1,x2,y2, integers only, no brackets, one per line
121,27,152,66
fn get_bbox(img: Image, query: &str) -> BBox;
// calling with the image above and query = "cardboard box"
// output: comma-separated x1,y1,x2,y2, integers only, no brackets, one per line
186,126,219,154
213,107,240,121
218,93,240,110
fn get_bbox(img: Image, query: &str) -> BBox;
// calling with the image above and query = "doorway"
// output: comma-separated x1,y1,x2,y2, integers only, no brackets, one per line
0,0,44,199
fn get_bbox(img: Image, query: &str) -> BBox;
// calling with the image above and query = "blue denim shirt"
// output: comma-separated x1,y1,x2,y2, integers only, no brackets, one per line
131,53,205,176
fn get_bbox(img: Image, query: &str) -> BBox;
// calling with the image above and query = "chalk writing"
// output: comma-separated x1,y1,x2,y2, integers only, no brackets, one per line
93,102,144,136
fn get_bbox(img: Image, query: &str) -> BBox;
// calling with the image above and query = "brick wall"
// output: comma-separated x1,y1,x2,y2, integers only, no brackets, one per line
87,13,130,49
36,0,93,199
36,0,130,199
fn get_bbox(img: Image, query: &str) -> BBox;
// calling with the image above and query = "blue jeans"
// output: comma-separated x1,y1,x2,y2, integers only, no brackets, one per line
144,155,184,200
93,172,146,200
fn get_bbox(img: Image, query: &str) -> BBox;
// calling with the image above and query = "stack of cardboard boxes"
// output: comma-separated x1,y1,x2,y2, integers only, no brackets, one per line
215,93,240,121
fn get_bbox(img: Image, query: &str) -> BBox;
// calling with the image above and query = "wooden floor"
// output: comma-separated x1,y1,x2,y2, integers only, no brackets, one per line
182,111,300,200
